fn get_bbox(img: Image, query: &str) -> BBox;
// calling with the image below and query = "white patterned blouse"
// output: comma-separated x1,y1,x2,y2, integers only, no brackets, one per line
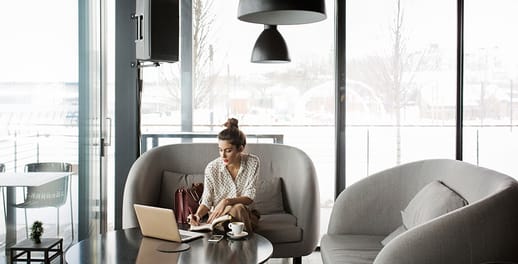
200,153,260,209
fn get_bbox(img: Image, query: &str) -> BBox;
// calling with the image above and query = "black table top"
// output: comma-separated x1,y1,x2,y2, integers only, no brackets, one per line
64,228,273,264
11,238,62,250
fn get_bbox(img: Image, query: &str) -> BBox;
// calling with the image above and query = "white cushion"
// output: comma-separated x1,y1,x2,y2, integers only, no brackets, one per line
402,180,467,229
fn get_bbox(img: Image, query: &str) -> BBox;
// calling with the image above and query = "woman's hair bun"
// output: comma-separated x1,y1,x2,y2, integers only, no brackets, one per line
224,118,239,129
218,118,246,148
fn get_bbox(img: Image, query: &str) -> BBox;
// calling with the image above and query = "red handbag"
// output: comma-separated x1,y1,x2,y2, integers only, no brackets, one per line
174,180,204,224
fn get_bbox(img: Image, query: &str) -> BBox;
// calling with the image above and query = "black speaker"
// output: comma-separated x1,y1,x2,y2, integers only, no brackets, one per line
135,0,179,62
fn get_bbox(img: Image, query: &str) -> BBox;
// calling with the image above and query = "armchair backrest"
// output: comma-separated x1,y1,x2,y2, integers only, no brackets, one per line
122,142,320,239
381,159,514,203
373,160,518,263
329,159,516,235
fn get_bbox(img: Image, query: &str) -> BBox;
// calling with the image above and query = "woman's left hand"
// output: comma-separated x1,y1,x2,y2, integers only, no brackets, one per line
208,199,228,223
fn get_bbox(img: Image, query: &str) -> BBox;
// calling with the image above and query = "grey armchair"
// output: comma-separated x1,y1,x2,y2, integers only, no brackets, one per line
321,159,518,264
122,143,319,263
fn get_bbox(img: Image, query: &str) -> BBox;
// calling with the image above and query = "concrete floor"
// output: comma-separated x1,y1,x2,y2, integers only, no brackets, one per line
0,249,323,264
267,251,323,264
1,226,323,264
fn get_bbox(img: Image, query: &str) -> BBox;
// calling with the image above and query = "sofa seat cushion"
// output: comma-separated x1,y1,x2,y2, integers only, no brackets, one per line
255,213,302,243
320,234,384,264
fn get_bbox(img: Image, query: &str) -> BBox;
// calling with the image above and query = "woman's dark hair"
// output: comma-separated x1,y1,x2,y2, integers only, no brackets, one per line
218,118,246,148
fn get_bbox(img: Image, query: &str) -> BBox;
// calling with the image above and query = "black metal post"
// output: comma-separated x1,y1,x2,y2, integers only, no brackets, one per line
335,0,346,197
455,0,464,161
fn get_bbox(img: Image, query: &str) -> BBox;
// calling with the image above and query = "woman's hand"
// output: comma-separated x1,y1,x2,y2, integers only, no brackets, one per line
187,214,200,226
207,199,228,223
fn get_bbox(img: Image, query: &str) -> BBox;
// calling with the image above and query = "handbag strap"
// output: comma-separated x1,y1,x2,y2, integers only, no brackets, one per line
188,186,202,201
181,174,203,201
183,174,189,187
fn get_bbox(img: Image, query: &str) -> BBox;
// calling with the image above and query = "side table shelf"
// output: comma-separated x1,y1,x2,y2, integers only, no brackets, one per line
10,238,63,264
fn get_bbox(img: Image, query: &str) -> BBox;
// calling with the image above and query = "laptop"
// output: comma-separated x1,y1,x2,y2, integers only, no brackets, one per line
133,204,203,242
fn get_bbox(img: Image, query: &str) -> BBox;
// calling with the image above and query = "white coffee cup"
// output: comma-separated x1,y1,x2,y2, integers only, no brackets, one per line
228,221,245,235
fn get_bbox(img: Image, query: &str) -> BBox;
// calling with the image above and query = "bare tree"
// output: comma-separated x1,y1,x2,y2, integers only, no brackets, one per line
192,0,216,109
157,0,216,110
348,0,436,164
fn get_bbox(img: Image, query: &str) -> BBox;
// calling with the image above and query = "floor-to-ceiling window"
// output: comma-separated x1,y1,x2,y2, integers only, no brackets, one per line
463,0,518,177
0,0,109,253
345,0,457,185
0,0,79,250
139,0,336,239
111,0,518,253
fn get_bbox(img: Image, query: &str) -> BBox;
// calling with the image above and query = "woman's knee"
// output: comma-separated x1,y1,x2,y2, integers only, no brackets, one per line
230,203,246,212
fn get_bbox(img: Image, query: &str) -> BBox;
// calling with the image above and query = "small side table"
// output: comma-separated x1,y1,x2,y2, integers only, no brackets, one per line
10,238,63,264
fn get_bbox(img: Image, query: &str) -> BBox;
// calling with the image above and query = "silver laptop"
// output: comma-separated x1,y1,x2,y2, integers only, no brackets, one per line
133,204,203,242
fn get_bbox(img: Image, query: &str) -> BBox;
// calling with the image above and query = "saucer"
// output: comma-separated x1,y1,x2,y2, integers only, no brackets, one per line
227,231,248,239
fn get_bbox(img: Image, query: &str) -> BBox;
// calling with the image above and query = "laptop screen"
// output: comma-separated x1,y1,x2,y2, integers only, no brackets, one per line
133,204,202,242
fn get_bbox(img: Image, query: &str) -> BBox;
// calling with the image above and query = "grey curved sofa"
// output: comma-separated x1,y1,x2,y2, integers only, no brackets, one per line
122,143,319,262
321,159,518,264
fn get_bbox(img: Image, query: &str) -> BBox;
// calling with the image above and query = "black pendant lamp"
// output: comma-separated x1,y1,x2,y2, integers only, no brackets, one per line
238,0,326,25
251,25,290,63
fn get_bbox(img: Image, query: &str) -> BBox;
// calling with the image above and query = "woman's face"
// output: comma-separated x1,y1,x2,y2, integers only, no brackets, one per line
218,140,243,166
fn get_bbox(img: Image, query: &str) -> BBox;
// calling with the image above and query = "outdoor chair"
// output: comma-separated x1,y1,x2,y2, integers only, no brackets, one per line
15,162,74,240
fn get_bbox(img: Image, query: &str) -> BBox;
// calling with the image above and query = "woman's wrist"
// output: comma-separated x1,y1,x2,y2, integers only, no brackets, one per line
224,198,231,206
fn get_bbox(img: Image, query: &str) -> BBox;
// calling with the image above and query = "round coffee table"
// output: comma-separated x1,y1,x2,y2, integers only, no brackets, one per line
65,228,273,264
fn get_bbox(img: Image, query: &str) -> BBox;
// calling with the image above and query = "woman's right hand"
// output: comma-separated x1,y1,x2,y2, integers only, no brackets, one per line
187,214,200,226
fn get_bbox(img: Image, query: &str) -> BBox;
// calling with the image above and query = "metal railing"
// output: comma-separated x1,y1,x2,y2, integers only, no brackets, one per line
0,132,78,173
140,133,284,154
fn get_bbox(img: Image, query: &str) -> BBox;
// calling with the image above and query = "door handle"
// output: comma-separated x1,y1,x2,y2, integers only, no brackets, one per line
132,13,144,42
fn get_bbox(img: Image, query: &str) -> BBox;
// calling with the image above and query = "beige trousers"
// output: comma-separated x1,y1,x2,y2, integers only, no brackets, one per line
223,204,259,232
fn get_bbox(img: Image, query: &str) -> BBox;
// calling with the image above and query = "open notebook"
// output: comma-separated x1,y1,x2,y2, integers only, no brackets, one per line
133,204,203,242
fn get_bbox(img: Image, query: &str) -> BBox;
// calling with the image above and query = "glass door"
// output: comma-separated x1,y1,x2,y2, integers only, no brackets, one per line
78,0,108,240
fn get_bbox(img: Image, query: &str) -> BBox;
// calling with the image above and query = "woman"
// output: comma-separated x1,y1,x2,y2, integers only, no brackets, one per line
187,118,260,232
